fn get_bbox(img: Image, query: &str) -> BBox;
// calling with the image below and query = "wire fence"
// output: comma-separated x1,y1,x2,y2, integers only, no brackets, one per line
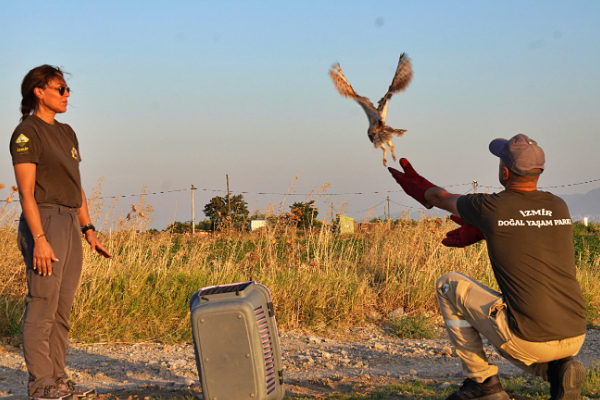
3,177,600,219
3,177,600,201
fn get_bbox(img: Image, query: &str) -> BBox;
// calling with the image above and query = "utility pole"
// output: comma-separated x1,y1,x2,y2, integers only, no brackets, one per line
387,196,390,220
330,202,334,224
473,180,478,194
226,174,231,228
191,184,196,235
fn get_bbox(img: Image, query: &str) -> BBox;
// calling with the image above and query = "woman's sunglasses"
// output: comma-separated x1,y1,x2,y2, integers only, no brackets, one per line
49,86,71,96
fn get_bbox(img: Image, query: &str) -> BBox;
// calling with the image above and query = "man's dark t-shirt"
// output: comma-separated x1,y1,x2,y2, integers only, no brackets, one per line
10,115,82,208
457,190,586,342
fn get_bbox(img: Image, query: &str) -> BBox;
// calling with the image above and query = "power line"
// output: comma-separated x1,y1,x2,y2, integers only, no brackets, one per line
92,182,474,199
485,177,600,191
3,176,600,204
352,199,388,214
389,199,417,209
94,177,600,198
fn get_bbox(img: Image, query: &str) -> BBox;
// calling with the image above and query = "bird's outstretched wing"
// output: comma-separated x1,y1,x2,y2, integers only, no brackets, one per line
329,63,380,130
377,53,413,118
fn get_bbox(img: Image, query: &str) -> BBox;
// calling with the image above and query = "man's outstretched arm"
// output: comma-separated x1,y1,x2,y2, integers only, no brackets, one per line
423,187,460,216
388,158,460,215
388,158,484,247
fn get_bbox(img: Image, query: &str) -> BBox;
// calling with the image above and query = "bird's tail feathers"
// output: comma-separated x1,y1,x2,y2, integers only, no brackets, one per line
390,128,407,137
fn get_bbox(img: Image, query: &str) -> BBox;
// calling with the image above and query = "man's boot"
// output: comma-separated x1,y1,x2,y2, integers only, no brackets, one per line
446,375,509,400
547,357,585,400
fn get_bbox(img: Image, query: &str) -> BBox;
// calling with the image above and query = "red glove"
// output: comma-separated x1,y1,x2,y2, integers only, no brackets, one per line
442,215,485,247
388,158,437,209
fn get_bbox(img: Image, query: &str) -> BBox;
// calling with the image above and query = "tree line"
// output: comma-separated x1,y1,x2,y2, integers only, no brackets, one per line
164,194,320,233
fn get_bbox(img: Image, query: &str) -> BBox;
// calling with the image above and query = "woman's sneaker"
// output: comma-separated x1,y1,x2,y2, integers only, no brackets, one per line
55,379,96,399
29,386,73,400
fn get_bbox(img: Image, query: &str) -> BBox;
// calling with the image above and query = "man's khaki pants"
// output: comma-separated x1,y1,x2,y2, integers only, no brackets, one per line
18,204,83,395
436,271,585,383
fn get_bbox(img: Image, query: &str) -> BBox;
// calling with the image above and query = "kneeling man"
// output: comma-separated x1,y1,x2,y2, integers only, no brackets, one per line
389,134,586,400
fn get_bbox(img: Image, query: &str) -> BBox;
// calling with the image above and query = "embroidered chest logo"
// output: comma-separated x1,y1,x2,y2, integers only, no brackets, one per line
71,147,79,159
15,133,30,153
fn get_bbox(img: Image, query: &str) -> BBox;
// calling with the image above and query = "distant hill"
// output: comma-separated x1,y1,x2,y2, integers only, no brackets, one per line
410,187,600,223
559,187,600,222
400,187,600,223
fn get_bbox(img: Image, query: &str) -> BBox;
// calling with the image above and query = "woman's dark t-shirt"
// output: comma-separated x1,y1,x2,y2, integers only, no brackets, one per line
10,115,82,208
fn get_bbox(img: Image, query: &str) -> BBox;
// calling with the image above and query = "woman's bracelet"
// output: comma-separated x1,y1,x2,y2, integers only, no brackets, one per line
33,233,45,240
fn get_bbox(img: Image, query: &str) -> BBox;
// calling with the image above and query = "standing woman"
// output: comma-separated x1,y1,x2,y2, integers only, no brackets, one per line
9,65,112,400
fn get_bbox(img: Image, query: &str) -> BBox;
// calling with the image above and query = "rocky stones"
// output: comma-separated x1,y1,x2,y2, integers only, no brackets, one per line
438,347,453,356
1,327,599,398
388,307,405,319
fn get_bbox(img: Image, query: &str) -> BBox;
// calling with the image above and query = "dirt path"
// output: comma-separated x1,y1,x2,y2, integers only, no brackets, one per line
1,327,599,399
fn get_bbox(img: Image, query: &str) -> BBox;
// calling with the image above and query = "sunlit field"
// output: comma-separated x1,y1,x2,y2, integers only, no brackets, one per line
1,183,599,345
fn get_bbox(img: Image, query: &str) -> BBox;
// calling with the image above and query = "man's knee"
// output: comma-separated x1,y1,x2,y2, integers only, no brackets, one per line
436,271,467,294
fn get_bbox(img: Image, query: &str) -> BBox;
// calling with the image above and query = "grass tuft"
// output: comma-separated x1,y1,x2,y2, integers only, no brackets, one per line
389,315,439,339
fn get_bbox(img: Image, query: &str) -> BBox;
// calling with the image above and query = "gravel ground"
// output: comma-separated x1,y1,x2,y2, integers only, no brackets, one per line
1,327,599,399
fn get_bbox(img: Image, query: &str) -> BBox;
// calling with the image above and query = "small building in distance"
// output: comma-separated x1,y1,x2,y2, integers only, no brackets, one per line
354,222,379,232
335,214,355,234
248,219,267,232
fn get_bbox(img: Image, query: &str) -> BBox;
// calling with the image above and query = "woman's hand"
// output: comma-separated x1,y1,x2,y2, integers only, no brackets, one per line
33,236,59,275
84,230,113,258
14,162,60,275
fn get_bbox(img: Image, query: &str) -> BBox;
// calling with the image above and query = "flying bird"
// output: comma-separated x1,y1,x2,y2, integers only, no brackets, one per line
329,53,413,166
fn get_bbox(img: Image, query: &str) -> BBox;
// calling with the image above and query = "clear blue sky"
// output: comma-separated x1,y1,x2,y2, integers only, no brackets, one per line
2,1,600,229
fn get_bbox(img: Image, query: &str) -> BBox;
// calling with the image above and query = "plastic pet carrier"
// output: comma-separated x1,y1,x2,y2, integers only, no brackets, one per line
189,281,284,400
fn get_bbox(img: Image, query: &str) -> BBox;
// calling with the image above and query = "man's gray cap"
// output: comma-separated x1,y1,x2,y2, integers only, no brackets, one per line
489,134,545,176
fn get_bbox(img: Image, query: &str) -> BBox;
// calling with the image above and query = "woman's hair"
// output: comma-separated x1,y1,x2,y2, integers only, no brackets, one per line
20,65,67,121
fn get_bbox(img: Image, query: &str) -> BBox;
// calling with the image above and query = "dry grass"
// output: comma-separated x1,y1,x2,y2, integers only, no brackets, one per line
1,183,599,345
69,216,496,343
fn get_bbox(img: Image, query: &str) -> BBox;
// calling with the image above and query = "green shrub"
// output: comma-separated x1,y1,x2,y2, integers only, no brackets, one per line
389,315,438,339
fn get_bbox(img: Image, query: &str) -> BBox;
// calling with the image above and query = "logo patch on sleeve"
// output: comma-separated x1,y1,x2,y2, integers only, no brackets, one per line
15,133,30,152
71,147,79,159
